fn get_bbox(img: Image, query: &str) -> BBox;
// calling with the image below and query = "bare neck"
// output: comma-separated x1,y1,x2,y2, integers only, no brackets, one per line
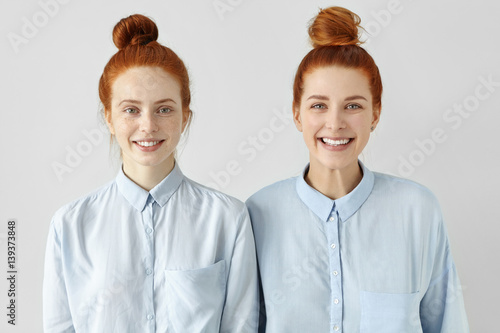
305,160,363,200
122,159,175,192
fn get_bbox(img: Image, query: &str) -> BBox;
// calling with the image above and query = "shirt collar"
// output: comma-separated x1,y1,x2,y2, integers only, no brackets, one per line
116,163,184,211
296,160,374,222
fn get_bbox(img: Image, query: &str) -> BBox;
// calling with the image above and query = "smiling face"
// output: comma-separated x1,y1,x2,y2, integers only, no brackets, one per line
106,66,188,176
294,65,380,175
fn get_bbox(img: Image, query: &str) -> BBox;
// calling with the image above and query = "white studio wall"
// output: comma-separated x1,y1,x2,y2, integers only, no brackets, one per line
1,0,498,331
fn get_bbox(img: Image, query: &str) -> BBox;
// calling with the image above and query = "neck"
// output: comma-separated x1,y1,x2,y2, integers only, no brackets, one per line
305,159,363,200
122,158,175,192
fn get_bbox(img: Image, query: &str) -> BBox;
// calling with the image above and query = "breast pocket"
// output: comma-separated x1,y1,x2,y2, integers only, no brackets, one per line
164,260,226,333
360,290,422,333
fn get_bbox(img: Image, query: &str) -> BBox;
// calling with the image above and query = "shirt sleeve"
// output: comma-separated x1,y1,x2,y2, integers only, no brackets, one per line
257,270,267,333
220,208,259,333
419,219,469,333
43,219,75,333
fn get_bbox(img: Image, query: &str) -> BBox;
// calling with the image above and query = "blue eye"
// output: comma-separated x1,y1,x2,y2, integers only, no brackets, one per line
124,107,138,114
312,104,326,109
346,104,361,110
159,107,172,114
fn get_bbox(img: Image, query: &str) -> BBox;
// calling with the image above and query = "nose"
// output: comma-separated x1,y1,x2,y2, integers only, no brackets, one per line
139,111,159,133
325,107,346,130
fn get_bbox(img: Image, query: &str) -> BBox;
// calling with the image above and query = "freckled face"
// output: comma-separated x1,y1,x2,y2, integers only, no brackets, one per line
293,66,380,174
106,66,188,171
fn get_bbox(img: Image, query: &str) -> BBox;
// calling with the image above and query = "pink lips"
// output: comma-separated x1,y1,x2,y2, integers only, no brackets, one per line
318,137,353,151
133,139,165,152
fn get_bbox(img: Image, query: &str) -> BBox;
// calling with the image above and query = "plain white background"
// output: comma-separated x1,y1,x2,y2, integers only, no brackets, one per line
1,0,499,331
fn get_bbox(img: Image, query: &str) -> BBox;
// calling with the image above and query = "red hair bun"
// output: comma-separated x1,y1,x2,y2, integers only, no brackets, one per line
308,7,363,47
112,14,159,50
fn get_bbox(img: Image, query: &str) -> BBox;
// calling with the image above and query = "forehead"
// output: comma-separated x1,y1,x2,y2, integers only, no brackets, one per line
111,66,181,101
303,66,372,100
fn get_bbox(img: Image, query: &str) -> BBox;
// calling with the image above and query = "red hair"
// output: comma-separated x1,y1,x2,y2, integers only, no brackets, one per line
293,7,382,110
99,14,191,121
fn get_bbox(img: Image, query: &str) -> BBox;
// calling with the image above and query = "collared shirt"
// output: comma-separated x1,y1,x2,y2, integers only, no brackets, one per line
43,163,259,333
246,162,469,333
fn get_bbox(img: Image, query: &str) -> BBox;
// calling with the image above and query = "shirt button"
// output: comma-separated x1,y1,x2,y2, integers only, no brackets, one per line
329,217,335,222
332,271,338,276
330,243,336,249
146,227,153,234
147,314,154,320
146,268,152,275
334,298,340,304
333,325,339,331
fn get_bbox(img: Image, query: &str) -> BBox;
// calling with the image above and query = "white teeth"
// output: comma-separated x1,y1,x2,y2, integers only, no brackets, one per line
322,138,350,146
136,141,160,147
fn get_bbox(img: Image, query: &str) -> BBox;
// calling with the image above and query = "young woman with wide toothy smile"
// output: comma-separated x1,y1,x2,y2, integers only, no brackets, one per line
246,6,469,332
296,65,377,197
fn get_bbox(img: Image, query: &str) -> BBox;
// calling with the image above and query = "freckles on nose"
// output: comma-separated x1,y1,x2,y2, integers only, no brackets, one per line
139,115,158,130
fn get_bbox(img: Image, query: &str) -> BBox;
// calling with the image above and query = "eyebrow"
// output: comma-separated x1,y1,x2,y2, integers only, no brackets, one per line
344,95,367,102
306,95,368,102
118,98,177,106
306,95,329,101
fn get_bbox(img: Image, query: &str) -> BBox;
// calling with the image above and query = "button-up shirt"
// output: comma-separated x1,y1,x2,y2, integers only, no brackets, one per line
246,162,469,333
43,163,259,332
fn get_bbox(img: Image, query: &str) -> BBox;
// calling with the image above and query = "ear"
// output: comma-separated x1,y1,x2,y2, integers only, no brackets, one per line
371,105,381,131
293,105,303,132
181,109,192,133
105,109,115,135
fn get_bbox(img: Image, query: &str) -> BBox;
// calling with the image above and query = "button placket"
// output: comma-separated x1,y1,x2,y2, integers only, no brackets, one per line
325,208,342,333
142,195,156,331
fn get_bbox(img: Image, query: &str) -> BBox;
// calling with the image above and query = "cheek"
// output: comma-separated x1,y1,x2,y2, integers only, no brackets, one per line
115,120,134,133
111,118,137,141
302,115,323,136
160,117,184,134
351,114,372,130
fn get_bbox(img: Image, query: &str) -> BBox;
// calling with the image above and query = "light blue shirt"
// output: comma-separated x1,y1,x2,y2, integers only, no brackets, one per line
43,163,259,333
246,162,469,333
